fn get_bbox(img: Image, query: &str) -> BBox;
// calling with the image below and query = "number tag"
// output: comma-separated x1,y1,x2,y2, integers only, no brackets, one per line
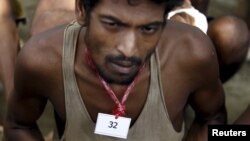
94,113,131,139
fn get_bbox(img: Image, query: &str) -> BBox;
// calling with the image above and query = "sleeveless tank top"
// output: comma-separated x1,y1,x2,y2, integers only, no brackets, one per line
59,21,185,141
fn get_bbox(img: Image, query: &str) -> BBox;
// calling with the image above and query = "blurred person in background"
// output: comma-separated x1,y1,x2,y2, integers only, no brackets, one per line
0,0,20,128
168,0,250,126
0,0,76,139
191,0,250,125
169,0,250,83
29,0,76,36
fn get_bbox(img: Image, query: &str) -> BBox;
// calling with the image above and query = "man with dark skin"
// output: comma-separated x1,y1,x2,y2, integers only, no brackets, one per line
30,0,250,127
4,0,226,141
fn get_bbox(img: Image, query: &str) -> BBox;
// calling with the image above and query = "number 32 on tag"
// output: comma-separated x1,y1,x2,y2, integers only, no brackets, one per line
94,113,131,139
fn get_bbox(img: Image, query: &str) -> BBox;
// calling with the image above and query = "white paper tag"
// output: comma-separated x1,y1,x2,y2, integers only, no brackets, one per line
94,113,131,139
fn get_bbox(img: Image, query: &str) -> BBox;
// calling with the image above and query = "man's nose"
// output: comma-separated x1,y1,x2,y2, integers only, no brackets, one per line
117,31,137,57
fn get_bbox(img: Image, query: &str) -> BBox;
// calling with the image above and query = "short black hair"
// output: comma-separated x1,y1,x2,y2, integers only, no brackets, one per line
81,0,184,20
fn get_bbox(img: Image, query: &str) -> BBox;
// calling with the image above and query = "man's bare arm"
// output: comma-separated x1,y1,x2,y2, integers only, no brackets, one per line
3,40,49,141
186,80,226,141
185,33,227,141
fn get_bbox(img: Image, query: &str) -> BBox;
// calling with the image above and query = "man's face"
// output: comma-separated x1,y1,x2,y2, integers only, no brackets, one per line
85,0,165,84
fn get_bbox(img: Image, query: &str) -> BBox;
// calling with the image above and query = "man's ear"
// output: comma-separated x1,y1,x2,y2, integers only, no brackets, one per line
75,0,86,25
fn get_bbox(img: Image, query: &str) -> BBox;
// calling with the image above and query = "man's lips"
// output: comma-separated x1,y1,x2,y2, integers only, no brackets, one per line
108,60,136,74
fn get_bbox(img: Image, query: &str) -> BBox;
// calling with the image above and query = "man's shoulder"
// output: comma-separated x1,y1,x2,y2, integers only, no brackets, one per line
162,20,209,46
158,21,220,89
16,25,67,83
29,24,67,50
21,24,66,63
160,21,218,71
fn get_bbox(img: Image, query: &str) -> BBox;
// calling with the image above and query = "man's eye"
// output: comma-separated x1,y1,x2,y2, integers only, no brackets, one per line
107,22,118,27
102,21,120,28
141,26,158,34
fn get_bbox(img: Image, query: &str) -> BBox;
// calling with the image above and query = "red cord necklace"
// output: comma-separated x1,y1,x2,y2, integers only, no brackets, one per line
84,48,144,118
